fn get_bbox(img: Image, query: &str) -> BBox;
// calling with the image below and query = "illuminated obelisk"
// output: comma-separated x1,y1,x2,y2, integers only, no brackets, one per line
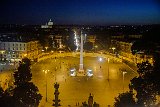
78,31,85,76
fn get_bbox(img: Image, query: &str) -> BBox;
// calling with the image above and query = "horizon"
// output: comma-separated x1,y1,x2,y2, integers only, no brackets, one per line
0,23,160,27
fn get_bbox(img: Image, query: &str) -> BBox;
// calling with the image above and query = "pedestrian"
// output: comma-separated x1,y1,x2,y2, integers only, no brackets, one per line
76,102,77,106
78,102,79,106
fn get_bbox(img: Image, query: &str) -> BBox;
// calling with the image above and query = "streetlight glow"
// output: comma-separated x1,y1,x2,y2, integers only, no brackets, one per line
45,47,48,52
99,57,103,62
107,58,110,80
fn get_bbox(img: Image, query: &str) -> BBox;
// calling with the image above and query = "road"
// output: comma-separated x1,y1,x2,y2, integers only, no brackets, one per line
31,56,137,107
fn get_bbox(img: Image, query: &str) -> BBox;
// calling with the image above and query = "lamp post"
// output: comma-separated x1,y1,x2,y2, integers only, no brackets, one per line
43,69,49,102
107,58,110,80
111,47,116,54
94,45,98,52
122,71,127,93
45,47,48,52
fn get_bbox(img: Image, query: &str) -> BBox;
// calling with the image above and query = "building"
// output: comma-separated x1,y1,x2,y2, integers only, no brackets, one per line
128,35,142,39
41,19,54,28
111,39,153,64
86,35,96,45
0,40,41,62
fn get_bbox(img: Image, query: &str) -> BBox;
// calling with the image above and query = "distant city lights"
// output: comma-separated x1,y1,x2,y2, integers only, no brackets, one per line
74,31,80,51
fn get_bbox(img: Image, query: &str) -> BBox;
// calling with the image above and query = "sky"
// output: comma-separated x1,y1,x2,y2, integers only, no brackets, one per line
0,0,160,25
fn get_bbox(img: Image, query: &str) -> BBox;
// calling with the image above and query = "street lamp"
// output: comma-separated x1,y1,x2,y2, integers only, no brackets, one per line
122,71,127,93
45,47,48,52
111,47,116,54
43,69,49,102
99,57,103,62
94,45,98,52
107,58,110,80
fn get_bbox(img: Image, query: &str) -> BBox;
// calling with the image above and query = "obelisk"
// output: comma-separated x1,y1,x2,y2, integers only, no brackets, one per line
78,31,84,74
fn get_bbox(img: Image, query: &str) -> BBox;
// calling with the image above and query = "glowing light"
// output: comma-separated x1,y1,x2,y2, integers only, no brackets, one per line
70,69,75,72
95,45,98,48
45,47,48,51
74,31,80,51
87,69,93,77
70,68,76,76
43,70,50,74
99,57,103,62
24,54,27,57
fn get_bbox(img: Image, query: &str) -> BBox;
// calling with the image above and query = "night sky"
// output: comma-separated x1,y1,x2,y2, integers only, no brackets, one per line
0,0,160,25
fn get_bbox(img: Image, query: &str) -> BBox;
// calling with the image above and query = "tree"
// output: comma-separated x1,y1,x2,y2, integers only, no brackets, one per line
150,53,160,101
131,40,155,55
114,91,136,107
13,58,42,107
14,60,32,86
0,86,15,107
13,82,42,107
130,61,156,106
136,61,153,77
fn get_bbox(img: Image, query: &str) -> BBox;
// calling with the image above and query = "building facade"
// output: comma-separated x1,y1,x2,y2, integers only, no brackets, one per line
111,39,153,64
0,40,41,62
